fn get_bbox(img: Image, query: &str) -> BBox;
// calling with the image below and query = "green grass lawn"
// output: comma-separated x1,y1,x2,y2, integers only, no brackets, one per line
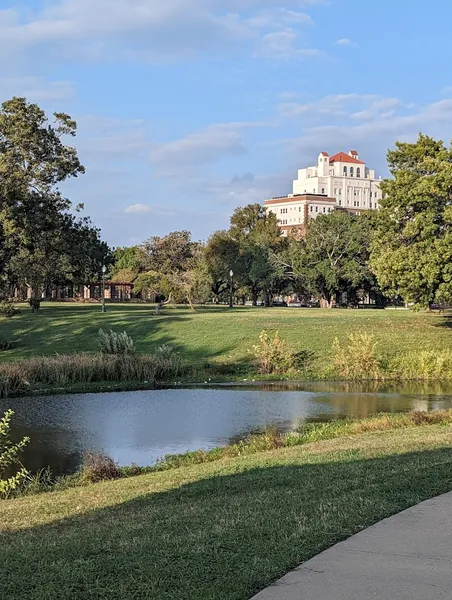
0,304,450,374
2,424,452,599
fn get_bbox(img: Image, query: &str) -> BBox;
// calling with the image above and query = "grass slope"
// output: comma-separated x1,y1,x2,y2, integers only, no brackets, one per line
2,424,452,599
0,304,450,374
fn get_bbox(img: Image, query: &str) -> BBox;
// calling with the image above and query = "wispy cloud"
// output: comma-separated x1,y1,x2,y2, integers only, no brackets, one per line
149,121,269,173
0,76,76,102
336,38,357,47
125,203,151,214
255,30,322,59
0,0,327,63
273,96,452,174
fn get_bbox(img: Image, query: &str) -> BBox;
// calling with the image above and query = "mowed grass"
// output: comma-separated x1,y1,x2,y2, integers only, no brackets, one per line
2,424,452,599
0,303,450,373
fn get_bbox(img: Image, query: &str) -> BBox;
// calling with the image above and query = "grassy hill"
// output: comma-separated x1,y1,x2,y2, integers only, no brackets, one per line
2,422,452,599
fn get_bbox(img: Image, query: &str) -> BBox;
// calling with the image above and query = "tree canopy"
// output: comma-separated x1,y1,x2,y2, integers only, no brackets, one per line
370,134,452,307
0,97,111,300
279,211,378,307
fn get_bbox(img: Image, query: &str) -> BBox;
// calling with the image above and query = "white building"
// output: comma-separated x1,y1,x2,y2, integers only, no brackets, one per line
265,150,382,235
293,150,382,210
265,194,337,236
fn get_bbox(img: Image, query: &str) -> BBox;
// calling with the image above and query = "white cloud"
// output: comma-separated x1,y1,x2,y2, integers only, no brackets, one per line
75,117,150,158
0,76,76,102
255,30,321,60
336,38,357,47
352,98,408,121
124,203,184,216
274,96,452,175
125,203,151,214
278,93,378,118
0,0,327,63
248,8,314,29
149,121,268,172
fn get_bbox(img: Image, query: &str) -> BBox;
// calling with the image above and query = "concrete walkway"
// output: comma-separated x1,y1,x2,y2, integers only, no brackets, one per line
251,491,452,600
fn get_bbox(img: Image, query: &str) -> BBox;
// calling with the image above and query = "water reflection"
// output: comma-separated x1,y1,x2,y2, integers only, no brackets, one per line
1,383,452,477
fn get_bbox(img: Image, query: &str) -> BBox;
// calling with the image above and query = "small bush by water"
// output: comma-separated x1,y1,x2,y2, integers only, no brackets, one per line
332,333,382,380
389,349,452,381
0,410,30,498
250,330,308,374
81,451,122,483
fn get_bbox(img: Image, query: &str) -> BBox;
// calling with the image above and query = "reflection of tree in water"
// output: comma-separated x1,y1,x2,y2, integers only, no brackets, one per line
7,424,84,478
232,381,452,396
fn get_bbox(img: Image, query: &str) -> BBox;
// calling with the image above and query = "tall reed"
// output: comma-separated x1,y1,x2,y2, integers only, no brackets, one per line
0,351,181,398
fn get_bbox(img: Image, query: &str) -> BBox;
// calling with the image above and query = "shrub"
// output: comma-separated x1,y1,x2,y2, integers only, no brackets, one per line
153,345,181,379
0,410,30,498
0,365,29,399
81,450,121,483
0,340,13,351
98,329,135,355
332,333,382,380
250,330,301,374
0,299,19,318
389,350,452,381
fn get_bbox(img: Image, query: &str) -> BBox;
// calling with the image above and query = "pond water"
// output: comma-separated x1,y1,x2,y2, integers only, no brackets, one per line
2,381,452,477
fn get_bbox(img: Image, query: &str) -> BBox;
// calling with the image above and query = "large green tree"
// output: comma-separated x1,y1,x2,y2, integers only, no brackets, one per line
204,230,240,302
282,211,377,308
0,97,110,299
229,204,286,305
0,96,84,200
370,134,452,308
137,231,208,307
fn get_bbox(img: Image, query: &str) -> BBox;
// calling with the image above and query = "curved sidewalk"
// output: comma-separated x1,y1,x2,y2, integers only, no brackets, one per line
252,491,452,600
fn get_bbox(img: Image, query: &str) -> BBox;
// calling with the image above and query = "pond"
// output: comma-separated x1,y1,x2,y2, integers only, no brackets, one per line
2,381,452,477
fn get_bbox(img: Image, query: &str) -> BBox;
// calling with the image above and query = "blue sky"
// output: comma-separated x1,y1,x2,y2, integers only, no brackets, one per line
2,0,452,246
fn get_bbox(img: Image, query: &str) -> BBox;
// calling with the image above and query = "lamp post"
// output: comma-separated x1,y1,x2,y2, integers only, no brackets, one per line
229,269,234,308
101,265,107,313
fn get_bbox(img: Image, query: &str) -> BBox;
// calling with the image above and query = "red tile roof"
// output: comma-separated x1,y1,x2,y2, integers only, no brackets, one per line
320,152,329,156
329,152,364,165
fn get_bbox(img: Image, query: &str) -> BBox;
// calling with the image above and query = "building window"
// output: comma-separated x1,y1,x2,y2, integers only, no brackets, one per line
310,206,313,212
323,207,326,212
315,207,318,212
350,167,354,177
343,166,347,176
357,167,361,177
339,189,342,195
339,200,342,206
321,188,325,194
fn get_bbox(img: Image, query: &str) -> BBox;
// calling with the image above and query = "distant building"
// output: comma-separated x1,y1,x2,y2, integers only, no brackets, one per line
265,150,382,236
265,194,337,237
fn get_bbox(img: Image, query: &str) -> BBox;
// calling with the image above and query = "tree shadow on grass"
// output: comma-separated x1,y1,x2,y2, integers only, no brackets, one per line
1,447,452,600
433,317,452,329
1,305,246,372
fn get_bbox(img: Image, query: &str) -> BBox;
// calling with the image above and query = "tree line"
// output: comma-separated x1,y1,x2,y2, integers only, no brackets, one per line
0,97,450,310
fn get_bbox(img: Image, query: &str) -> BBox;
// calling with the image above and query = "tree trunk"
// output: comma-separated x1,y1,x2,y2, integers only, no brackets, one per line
154,293,173,315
